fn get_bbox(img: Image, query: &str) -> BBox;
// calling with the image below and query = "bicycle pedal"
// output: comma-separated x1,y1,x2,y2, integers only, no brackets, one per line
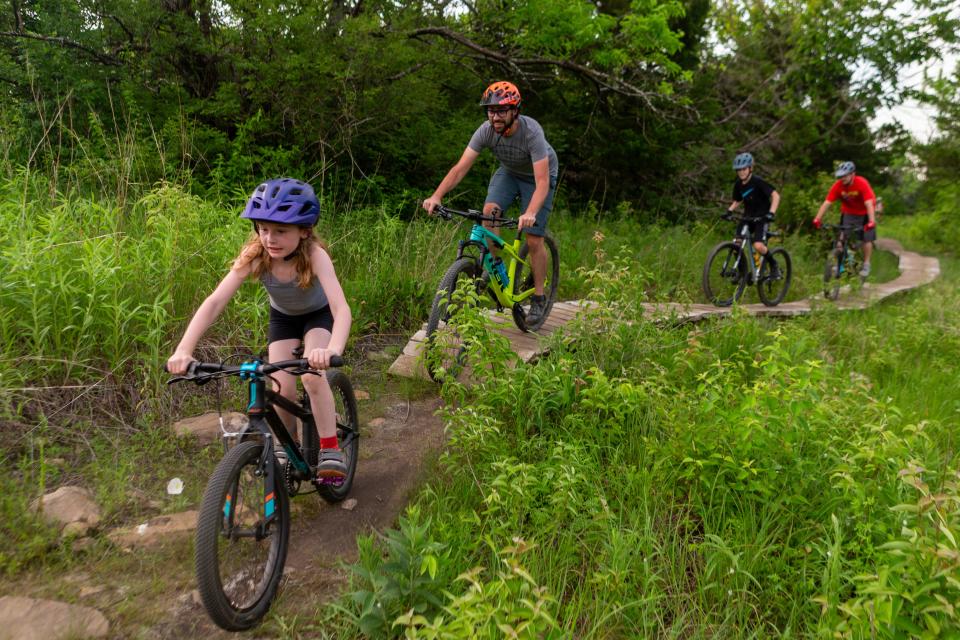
315,476,345,486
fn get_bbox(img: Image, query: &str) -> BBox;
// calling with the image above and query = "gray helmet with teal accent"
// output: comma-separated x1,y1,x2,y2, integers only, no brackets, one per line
732,153,754,170
835,161,856,178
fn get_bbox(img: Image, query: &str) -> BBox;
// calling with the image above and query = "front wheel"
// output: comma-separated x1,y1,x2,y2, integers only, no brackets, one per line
511,233,560,332
757,247,792,306
424,258,482,382
703,241,747,307
823,250,842,300
195,440,289,631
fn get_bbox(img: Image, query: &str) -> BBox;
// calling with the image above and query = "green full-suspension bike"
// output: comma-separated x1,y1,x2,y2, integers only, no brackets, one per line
425,204,559,381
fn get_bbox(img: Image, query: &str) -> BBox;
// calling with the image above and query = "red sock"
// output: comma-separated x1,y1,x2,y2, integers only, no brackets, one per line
320,436,339,450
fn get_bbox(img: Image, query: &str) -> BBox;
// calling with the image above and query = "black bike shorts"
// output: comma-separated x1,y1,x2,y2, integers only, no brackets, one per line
841,214,877,243
740,218,769,244
267,305,334,344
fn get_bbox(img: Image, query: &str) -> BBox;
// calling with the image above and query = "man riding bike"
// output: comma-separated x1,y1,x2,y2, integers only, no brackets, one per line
813,161,877,277
725,152,782,274
422,81,559,326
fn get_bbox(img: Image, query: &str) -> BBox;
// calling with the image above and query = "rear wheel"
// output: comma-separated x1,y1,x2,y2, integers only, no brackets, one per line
757,247,792,307
195,440,289,631
511,233,560,332
316,371,358,503
823,250,842,300
424,258,482,382
703,241,747,306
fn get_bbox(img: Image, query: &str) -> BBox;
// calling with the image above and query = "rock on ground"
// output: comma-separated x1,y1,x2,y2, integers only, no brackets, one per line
172,412,247,446
107,510,198,550
0,596,109,639
30,486,101,533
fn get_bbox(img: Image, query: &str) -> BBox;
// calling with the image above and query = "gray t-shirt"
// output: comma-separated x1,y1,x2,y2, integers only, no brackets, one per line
260,272,328,316
468,115,558,179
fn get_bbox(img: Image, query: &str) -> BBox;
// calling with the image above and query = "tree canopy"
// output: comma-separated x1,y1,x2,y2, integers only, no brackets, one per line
1,0,957,215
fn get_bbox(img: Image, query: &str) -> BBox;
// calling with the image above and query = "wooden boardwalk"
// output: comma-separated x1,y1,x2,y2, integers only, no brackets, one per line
388,237,940,380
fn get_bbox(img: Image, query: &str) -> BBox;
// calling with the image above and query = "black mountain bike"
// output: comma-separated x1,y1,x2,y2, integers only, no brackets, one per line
167,355,358,631
702,214,793,307
822,223,865,300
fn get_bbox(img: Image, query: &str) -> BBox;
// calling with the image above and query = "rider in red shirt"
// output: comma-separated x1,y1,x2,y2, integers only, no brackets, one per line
813,161,877,277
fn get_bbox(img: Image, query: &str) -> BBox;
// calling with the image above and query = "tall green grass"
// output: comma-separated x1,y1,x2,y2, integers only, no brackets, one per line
336,235,960,637
2,156,955,637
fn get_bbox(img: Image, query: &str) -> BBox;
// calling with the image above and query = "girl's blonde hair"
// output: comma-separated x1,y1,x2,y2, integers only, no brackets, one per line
233,226,327,288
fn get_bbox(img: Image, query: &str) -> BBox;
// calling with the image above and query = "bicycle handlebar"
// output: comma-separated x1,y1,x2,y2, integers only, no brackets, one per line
821,223,861,232
721,212,776,223
165,356,344,384
433,204,518,228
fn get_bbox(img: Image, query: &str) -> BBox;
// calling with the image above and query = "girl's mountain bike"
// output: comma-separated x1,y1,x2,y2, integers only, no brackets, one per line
702,213,793,307
166,355,358,631
821,223,864,300
425,204,559,381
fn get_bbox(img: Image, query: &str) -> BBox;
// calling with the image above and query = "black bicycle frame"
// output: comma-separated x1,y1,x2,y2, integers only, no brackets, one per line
234,363,314,528
830,227,860,276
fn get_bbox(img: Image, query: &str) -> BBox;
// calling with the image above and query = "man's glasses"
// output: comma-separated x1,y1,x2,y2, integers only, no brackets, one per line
486,107,514,117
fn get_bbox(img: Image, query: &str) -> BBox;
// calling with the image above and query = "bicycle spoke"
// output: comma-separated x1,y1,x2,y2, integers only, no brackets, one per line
217,461,279,609
425,258,480,381
703,242,746,306
511,234,559,332
318,370,359,502
757,248,791,306
196,441,289,630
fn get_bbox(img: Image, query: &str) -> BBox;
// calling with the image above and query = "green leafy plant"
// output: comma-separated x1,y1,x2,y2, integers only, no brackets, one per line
345,507,449,638
833,466,960,639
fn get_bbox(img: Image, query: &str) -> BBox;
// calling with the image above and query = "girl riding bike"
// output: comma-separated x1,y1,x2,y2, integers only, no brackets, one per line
167,177,352,481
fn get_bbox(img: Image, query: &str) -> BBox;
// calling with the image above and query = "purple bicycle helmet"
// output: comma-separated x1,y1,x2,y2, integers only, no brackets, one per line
241,178,320,227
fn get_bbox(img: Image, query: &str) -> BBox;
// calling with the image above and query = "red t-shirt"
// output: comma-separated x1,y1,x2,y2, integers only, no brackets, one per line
826,176,875,216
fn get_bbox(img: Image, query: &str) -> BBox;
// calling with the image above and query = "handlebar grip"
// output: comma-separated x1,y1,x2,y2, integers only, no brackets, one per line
163,361,224,375
329,355,344,368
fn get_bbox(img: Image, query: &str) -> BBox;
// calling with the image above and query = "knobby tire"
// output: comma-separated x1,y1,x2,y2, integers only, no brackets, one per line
703,241,748,307
424,258,482,382
195,440,289,631
823,250,842,300
511,233,560,332
757,247,792,307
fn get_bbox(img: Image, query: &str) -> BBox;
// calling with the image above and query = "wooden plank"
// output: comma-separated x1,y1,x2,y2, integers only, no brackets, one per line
389,239,941,379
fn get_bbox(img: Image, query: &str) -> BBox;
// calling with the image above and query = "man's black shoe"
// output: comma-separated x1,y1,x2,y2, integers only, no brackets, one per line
526,294,547,325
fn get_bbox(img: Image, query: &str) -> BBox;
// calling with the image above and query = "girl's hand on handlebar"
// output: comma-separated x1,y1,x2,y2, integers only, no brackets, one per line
307,347,338,370
166,352,196,376
422,197,441,215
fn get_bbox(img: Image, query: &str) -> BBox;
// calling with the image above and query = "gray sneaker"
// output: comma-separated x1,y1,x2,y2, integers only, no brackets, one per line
859,262,871,278
315,448,347,482
526,294,548,325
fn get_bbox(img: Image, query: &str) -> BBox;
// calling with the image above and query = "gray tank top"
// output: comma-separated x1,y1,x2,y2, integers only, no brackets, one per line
259,271,328,316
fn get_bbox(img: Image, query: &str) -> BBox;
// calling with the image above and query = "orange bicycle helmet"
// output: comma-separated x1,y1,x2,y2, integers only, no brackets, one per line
480,81,521,107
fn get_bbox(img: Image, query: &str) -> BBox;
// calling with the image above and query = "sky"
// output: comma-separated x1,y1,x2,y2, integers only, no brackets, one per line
871,51,959,141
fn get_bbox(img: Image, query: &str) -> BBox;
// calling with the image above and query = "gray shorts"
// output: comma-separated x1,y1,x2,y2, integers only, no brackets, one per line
841,214,876,243
485,167,557,237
